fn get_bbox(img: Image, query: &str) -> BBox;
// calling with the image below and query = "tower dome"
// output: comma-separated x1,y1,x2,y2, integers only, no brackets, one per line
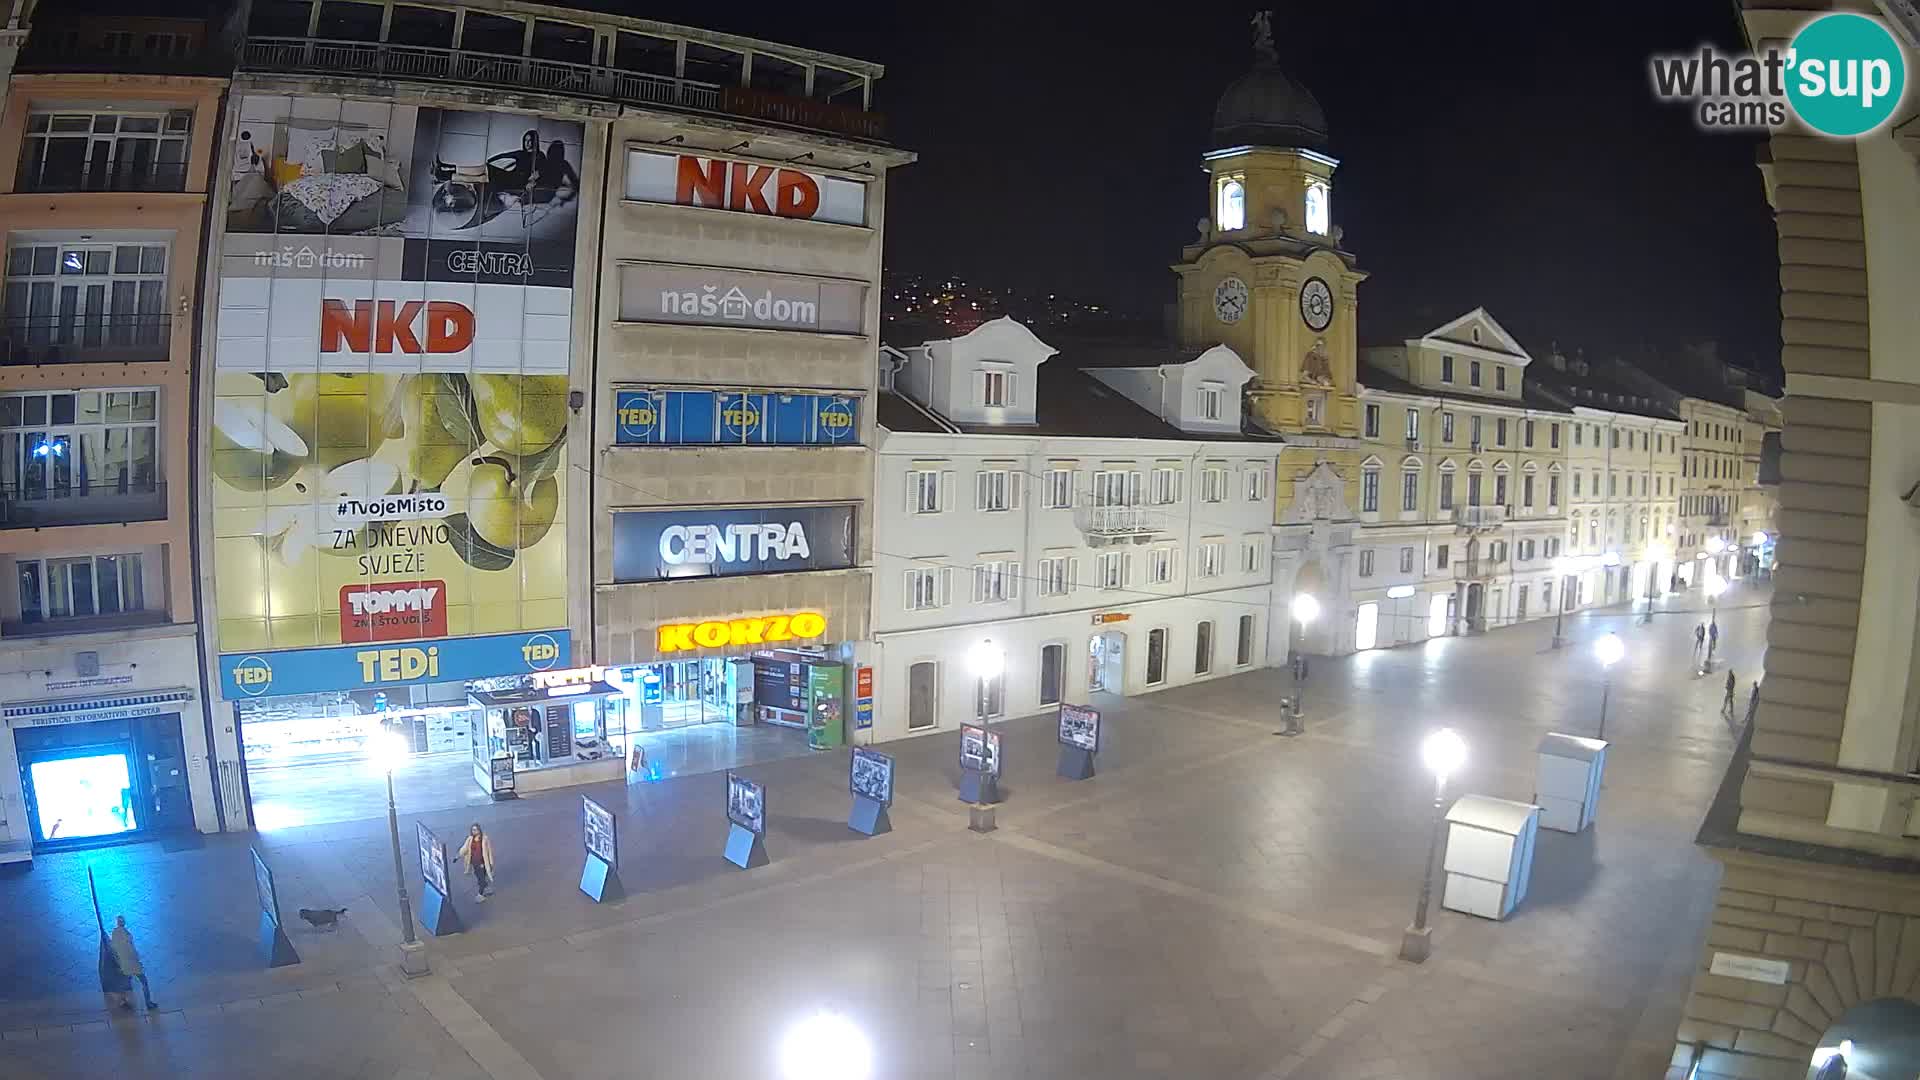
1211,14,1328,152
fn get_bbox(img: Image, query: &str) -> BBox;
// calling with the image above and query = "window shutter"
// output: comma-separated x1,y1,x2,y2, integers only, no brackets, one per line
940,470,954,512
1172,471,1184,504
937,567,951,605
1121,553,1132,585
975,471,989,510
1005,372,1017,407
903,570,920,609
1129,471,1143,505
1007,470,1021,508
1067,557,1078,591
1005,563,1021,600
975,369,988,407
972,564,987,602
905,471,921,512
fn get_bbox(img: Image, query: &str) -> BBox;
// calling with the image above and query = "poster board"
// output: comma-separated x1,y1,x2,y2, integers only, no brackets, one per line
416,821,451,896
582,795,618,868
1058,704,1100,752
849,746,894,806
726,771,766,836
959,723,1001,777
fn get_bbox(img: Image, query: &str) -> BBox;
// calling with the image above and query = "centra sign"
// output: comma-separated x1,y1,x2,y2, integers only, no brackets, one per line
657,611,827,653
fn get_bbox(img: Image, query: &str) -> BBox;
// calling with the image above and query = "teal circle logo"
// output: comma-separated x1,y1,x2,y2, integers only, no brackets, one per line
1786,14,1906,137
231,655,274,696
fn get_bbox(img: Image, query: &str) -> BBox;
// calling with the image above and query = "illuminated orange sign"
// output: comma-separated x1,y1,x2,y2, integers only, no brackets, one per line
656,611,828,653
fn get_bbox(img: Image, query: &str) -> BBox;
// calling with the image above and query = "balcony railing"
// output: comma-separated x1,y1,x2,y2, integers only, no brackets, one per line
1452,505,1507,529
16,158,190,194
1453,558,1503,581
1,315,171,365
1,482,167,529
1075,504,1173,540
241,38,883,141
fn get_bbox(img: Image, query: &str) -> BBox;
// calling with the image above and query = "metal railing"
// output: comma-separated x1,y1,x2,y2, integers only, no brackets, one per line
1,315,171,365
241,38,873,139
1452,505,1507,529
1,481,167,529
16,158,190,194
1076,504,1173,538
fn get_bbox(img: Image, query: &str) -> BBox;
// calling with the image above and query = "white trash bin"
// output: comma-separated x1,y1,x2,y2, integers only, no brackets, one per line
1441,794,1540,921
1535,733,1607,834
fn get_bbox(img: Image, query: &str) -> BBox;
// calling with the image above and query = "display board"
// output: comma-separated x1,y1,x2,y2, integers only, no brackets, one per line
726,771,766,836
582,794,618,868
849,746,894,806
416,821,450,896
251,846,282,926
959,723,1002,777
1058,704,1100,752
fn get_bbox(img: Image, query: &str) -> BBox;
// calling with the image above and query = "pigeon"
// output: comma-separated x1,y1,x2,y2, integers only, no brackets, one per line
297,907,348,931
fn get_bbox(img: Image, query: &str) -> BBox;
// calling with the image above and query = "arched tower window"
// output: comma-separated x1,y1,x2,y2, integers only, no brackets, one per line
1218,179,1245,231
1304,180,1330,235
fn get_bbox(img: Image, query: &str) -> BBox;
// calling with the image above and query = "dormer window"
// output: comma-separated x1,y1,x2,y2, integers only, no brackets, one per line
1197,382,1224,421
981,367,1011,408
1470,327,1481,343
1304,180,1329,235
1217,179,1245,232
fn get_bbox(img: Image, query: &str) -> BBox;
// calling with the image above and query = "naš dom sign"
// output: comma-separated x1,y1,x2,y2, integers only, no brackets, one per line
656,612,827,653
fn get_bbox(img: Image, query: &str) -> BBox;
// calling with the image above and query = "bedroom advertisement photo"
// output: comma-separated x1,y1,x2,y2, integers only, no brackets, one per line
210,95,582,659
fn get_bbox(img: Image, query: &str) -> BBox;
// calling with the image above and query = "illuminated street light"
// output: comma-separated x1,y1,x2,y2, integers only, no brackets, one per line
1703,575,1727,673
1401,729,1468,963
365,729,423,970
1285,594,1319,728
1594,633,1625,741
1291,593,1321,625
780,1012,874,1080
1750,531,1769,547
968,638,1004,725
1705,535,1727,555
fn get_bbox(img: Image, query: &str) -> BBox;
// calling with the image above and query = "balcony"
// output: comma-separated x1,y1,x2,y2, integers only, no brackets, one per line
16,158,190,194
1453,559,1499,581
241,38,886,142
1707,512,1730,527
1,482,167,529
1075,504,1174,543
1453,505,1507,530
1,315,171,366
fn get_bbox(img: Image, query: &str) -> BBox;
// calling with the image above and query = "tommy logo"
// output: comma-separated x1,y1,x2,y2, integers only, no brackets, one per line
321,299,476,354
339,581,448,642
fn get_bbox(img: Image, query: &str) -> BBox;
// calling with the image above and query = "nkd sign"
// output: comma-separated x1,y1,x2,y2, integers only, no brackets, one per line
612,503,857,584
619,264,866,335
625,150,868,227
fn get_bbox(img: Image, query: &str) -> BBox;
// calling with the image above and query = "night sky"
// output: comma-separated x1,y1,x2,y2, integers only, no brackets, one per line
644,0,1781,376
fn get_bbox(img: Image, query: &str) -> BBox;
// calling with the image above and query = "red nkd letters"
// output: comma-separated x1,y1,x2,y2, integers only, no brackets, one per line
675,156,822,219
321,299,476,354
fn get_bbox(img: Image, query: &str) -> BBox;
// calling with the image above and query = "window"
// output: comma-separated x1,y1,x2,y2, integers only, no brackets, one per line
1361,468,1379,512
1494,474,1508,505
1441,355,1455,383
1240,536,1263,573
1589,521,1599,546
1405,409,1420,443
1470,415,1482,447
1441,412,1455,443
1489,541,1506,562
1304,180,1331,235
1436,544,1450,569
1,389,159,499
1218,178,1245,231
1245,466,1268,502
1522,474,1534,508
972,559,1019,603
1495,418,1507,446
1147,545,1178,584
20,109,192,192
1197,540,1224,578
1146,628,1167,686
6,242,170,350
1037,555,1074,596
1237,615,1255,666
1524,420,1535,448
1039,643,1064,708
1548,475,1560,506
1199,466,1228,503
1496,366,1508,392
1097,551,1127,589
1194,621,1214,675
1546,537,1560,558
1304,392,1326,427
1401,470,1418,512
1610,429,1619,449
1469,360,1482,387
1399,546,1415,573
17,552,143,623
1574,473,1583,497
981,369,1010,408
1574,424,1583,446
1550,423,1561,449
904,567,946,610
1364,403,1380,438
975,468,1017,511
1439,472,1455,510
1608,474,1617,496
1042,467,1073,509
1358,549,1375,577
1092,469,1141,507
1467,471,1483,506
1149,466,1183,505
1198,383,1224,421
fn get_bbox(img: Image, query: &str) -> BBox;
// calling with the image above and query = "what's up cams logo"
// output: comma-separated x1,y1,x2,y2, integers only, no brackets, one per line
1651,13,1908,137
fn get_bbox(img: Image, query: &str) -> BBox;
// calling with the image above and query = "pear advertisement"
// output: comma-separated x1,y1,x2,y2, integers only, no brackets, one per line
210,95,580,657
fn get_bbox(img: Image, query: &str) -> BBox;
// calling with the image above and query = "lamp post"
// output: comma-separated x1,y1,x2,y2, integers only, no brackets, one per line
1705,533,1727,581
967,638,1004,726
1288,593,1319,726
1703,574,1726,673
366,730,426,975
1593,632,1624,741
1401,728,1467,963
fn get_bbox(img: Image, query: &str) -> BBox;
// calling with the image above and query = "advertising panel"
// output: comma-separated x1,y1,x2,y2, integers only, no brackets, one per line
582,795,617,868
726,771,766,836
849,746,893,806
211,94,581,668
959,723,1002,777
1058,704,1100,752
251,847,282,925
624,149,868,226
613,388,858,446
612,504,856,584
219,628,569,699
416,821,450,896
618,264,866,334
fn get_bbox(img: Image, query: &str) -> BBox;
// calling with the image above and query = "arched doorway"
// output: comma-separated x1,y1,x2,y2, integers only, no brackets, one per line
1805,997,1920,1078
1463,582,1484,633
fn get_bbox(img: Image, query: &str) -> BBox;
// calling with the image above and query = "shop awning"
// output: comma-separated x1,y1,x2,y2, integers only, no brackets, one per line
3,688,195,728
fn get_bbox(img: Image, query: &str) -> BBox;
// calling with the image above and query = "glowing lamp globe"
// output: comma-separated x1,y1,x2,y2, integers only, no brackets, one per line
1420,729,1467,781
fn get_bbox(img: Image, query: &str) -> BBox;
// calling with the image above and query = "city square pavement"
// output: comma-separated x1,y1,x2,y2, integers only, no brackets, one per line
0,584,1773,1080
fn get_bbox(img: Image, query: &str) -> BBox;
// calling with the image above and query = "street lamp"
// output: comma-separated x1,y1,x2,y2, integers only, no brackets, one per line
967,638,1004,725
779,1011,874,1080
1401,728,1467,963
1594,632,1625,741
1703,574,1727,672
1288,593,1319,727
365,729,425,974
1642,544,1670,623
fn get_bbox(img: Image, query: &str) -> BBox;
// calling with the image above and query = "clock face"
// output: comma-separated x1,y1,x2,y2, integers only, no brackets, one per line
1300,277,1334,331
1213,276,1249,325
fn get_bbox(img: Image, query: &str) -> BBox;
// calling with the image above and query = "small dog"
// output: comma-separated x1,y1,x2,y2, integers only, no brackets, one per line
297,907,348,931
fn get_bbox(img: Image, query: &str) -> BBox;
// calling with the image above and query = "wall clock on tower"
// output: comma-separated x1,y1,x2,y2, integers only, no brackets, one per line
1213,276,1249,325
1299,276,1334,332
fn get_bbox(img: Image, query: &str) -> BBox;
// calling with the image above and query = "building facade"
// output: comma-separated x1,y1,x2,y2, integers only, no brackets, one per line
1676,394,1752,583
1668,5,1920,1077
0,8,227,861
869,318,1278,741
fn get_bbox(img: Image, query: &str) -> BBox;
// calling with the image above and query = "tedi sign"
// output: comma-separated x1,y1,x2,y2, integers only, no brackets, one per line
612,504,857,583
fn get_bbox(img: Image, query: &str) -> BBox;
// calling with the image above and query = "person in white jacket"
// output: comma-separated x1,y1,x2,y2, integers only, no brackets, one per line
110,915,157,1010
456,823,496,902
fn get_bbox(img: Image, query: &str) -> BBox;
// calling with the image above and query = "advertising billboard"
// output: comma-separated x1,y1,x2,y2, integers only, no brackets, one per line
959,723,1002,777
1058,704,1100,752
624,149,869,226
726,771,766,836
613,388,858,446
849,746,894,806
618,264,866,334
416,821,451,897
611,503,857,584
582,795,618,868
210,95,581,665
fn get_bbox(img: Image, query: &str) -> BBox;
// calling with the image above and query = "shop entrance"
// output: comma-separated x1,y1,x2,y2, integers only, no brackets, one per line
1088,632,1125,694
15,713,191,849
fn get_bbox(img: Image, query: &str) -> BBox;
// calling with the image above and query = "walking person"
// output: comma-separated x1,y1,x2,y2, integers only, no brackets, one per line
1693,623,1706,658
1723,669,1738,717
109,915,157,1010
1708,621,1719,653
457,823,496,902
